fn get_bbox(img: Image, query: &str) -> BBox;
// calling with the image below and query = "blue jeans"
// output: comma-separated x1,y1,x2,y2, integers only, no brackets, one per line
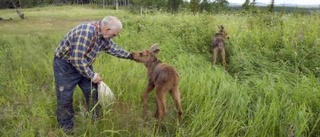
53,57,100,133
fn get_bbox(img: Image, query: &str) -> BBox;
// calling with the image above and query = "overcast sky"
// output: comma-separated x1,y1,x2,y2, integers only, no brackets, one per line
228,0,320,5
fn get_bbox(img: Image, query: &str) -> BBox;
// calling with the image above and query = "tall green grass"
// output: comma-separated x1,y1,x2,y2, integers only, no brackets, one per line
0,5,319,136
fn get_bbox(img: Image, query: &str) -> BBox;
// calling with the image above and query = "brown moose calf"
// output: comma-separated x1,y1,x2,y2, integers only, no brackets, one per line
131,44,183,125
212,25,229,69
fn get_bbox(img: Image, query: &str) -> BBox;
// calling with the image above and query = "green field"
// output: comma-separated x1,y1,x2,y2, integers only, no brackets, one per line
1,5,320,137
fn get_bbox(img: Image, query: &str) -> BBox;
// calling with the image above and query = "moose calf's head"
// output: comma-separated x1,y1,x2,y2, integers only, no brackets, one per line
215,25,230,40
131,44,160,64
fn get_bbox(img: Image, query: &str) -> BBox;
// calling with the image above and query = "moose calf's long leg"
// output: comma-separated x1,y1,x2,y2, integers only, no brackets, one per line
213,47,219,65
142,83,155,119
221,47,226,70
155,86,167,121
170,87,183,124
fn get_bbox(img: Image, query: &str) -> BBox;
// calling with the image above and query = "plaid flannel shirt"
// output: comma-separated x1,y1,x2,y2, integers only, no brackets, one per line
54,21,131,79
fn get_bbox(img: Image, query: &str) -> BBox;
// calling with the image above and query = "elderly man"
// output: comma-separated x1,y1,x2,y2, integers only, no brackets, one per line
53,16,133,134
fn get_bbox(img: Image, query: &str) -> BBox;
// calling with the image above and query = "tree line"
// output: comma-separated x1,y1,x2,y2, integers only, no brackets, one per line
0,0,315,14
0,0,253,11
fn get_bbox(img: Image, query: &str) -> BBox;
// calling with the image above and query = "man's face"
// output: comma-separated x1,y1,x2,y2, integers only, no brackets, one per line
101,25,120,39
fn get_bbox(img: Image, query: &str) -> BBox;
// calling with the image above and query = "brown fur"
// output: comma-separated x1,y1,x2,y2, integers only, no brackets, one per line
131,44,183,126
212,25,229,69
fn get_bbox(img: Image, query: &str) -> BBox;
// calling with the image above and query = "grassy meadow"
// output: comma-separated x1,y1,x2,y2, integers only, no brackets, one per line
1,5,320,137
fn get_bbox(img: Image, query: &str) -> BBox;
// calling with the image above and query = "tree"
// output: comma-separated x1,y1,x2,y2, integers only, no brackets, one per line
268,0,275,13
212,0,229,12
167,0,183,13
241,0,257,12
189,0,200,13
251,0,256,6
12,1,24,19
200,0,211,12
241,0,250,11
133,0,166,8
131,0,166,14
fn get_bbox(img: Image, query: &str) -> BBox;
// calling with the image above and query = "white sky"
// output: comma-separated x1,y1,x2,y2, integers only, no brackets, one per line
228,0,320,5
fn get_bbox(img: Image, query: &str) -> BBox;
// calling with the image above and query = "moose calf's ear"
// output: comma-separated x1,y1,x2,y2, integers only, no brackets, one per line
150,44,160,55
151,43,159,48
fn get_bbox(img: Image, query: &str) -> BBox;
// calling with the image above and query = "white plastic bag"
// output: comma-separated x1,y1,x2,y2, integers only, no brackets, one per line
97,81,115,106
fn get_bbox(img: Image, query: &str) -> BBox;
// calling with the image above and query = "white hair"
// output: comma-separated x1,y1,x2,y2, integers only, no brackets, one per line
101,16,122,30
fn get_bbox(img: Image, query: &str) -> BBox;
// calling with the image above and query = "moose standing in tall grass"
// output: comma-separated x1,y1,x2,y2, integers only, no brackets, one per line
131,44,183,127
212,25,230,69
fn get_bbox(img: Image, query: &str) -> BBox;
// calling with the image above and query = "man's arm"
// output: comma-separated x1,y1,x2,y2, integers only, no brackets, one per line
103,39,132,59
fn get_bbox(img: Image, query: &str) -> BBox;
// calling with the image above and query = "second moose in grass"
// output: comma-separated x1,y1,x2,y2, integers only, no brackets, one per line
212,25,230,69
